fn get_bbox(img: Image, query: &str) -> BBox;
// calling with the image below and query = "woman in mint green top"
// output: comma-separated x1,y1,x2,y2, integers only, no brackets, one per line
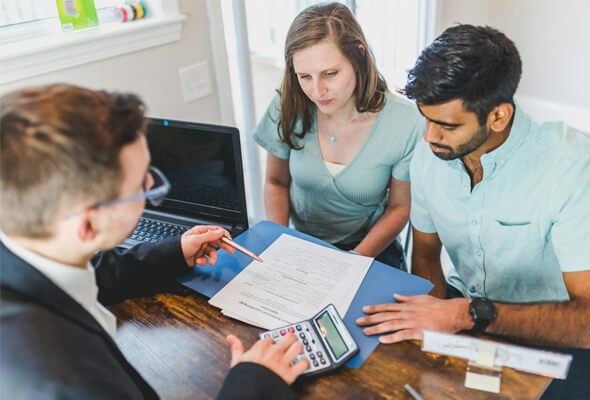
253,3,423,267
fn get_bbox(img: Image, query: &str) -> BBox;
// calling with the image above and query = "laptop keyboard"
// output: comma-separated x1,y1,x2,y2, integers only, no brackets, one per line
129,218,189,244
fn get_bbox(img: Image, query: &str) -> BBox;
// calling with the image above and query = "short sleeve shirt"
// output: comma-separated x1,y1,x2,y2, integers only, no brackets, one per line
254,92,424,245
410,106,590,302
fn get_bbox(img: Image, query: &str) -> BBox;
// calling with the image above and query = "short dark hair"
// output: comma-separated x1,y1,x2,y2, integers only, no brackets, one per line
404,24,522,125
0,84,146,238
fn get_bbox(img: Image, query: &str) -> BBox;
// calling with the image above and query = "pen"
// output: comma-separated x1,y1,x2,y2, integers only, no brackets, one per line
220,236,263,263
404,384,423,400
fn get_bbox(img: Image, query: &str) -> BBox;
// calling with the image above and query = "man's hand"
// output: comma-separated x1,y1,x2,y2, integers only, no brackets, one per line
226,334,309,385
180,225,235,267
356,294,473,343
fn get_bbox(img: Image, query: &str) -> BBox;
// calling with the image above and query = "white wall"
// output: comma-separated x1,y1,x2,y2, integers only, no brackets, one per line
1,0,220,124
436,0,590,133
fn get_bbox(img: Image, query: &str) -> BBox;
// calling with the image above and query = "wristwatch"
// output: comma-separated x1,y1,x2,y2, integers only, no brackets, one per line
469,297,497,332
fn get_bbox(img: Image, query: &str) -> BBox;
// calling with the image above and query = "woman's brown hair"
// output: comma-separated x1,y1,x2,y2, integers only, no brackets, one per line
278,2,388,149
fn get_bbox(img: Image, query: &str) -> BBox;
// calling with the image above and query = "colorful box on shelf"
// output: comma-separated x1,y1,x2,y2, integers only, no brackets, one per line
56,0,99,32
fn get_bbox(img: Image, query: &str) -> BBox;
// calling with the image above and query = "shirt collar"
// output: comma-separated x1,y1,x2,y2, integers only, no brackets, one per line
481,103,532,165
444,103,532,171
0,232,98,310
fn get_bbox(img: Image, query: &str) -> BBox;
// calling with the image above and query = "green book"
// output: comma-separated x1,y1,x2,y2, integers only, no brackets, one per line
55,0,99,32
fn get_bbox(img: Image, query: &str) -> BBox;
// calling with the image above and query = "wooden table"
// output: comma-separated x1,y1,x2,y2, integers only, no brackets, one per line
109,292,551,400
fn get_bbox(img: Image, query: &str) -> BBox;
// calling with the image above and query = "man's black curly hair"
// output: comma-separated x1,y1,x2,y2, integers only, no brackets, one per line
404,24,522,125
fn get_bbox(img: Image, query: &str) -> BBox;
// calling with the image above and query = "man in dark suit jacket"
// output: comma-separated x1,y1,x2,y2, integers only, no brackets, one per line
0,84,308,399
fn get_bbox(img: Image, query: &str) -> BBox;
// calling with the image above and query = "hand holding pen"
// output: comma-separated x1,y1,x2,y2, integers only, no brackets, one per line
180,225,236,266
180,225,263,267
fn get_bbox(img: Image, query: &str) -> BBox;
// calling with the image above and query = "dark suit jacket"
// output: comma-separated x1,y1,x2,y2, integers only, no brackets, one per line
0,239,295,399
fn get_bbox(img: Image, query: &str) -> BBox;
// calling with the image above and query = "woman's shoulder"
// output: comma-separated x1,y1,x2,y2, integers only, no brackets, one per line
382,91,419,115
254,94,283,133
375,91,423,134
263,93,282,121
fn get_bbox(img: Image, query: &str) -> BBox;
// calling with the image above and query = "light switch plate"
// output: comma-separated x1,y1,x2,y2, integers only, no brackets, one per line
179,61,211,103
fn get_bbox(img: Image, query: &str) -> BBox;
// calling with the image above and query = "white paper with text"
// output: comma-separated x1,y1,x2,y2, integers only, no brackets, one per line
209,234,373,329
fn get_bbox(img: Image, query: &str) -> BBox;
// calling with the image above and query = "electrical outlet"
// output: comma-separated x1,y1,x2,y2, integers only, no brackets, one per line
179,61,211,103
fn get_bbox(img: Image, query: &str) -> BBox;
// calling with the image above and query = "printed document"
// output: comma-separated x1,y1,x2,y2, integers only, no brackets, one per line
209,234,373,329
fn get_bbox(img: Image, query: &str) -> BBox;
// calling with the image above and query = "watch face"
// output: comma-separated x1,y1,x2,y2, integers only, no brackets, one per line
472,298,496,320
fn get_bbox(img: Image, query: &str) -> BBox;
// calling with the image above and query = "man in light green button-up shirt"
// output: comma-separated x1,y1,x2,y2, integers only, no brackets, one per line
409,104,589,305
357,25,590,353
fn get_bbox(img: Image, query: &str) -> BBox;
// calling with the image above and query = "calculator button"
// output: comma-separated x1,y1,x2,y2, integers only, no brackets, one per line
263,333,271,339
320,358,326,365
302,339,309,345
296,325,302,331
313,360,319,367
280,329,286,336
316,351,323,357
272,331,279,338
309,353,316,360
288,327,295,334
305,346,312,352
299,332,305,339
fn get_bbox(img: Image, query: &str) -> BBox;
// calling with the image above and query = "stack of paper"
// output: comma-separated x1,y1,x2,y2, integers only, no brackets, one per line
209,234,373,329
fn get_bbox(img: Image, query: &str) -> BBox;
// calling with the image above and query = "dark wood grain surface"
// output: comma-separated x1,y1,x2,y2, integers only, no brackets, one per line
109,292,551,400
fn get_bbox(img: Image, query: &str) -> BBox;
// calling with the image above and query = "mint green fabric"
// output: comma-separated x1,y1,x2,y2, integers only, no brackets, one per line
254,92,424,245
410,106,590,302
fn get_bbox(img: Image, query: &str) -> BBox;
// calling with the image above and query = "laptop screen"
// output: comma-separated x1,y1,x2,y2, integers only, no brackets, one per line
145,118,248,226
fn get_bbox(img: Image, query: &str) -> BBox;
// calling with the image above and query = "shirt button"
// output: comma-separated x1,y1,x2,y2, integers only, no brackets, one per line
476,283,483,290
475,250,482,257
472,219,478,225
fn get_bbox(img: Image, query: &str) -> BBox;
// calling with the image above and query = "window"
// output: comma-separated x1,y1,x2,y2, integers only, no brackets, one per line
0,1,128,27
355,0,422,91
0,0,56,27
0,0,185,85
1,0,136,45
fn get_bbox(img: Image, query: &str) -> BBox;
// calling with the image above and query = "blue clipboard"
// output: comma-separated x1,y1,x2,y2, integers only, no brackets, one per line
177,220,433,368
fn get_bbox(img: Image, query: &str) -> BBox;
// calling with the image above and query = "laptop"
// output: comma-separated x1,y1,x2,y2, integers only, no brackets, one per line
120,118,249,249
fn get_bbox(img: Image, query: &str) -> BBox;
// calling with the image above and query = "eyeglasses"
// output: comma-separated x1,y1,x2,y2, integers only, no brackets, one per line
67,166,170,217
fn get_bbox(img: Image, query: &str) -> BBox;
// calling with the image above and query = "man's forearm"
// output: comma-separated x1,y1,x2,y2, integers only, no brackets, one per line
95,238,186,305
411,254,447,298
487,298,590,348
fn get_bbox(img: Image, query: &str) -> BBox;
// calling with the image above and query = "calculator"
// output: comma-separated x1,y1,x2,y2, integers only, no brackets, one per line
259,304,359,377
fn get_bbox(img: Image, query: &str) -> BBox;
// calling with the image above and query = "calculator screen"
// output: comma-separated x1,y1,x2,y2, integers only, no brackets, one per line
315,311,348,359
